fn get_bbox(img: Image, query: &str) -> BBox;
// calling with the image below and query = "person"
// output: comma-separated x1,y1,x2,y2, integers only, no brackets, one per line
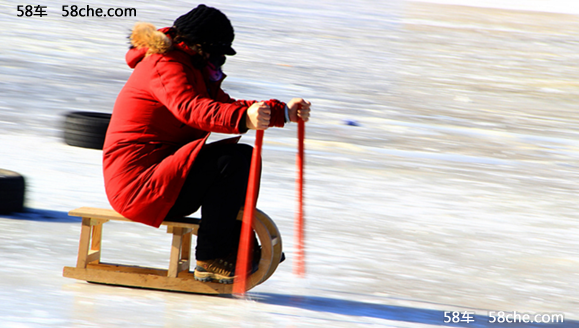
102,4,311,284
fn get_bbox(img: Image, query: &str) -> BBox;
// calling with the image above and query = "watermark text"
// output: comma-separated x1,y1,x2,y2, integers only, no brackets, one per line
16,5,136,17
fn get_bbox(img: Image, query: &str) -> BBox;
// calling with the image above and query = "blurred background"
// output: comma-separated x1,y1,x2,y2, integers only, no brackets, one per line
1,0,578,326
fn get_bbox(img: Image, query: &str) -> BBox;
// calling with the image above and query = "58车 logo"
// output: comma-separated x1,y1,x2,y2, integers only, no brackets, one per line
16,5,47,17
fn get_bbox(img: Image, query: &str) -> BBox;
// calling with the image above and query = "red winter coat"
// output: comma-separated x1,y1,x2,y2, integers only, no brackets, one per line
103,28,286,227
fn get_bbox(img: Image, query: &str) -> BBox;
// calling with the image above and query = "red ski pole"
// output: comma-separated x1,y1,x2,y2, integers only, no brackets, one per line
233,130,264,295
293,117,305,277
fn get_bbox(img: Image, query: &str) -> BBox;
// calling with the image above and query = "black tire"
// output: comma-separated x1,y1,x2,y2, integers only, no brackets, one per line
0,169,25,214
63,111,111,150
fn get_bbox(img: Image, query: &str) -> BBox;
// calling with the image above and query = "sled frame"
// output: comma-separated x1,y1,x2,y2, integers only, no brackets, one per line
63,207,282,294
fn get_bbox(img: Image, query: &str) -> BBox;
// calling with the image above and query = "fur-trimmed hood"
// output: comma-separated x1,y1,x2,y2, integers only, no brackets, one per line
125,23,198,68
130,22,172,55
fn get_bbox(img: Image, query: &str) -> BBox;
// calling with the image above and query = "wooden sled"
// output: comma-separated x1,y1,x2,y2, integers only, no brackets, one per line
63,207,283,294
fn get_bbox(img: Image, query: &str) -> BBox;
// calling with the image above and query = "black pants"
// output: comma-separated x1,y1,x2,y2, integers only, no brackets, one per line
165,143,258,261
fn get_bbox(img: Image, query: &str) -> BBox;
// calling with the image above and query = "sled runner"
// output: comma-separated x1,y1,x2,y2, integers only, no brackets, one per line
63,206,282,294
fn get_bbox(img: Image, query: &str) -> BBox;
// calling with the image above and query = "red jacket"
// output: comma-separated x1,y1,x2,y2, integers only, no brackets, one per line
103,29,286,227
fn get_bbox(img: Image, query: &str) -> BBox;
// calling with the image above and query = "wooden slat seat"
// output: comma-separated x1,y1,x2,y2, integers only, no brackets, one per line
63,207,282,294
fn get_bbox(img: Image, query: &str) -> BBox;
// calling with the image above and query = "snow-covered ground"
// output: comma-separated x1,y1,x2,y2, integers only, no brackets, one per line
1,1,579,327
410,0,579,14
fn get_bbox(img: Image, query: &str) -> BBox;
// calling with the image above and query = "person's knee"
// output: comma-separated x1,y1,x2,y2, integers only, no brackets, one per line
232,144,254,170
216,144,253,176
236,143,254,161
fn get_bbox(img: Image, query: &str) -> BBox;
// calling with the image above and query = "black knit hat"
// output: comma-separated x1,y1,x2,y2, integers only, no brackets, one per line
173,4,236,55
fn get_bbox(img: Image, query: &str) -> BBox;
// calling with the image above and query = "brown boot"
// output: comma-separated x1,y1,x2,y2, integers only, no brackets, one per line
194,257,236,284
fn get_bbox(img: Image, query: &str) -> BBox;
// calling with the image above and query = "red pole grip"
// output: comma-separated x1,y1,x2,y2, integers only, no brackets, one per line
233,130,264,295
293,119,305,277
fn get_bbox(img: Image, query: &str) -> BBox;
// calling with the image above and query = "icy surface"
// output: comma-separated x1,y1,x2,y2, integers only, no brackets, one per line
1,0,579,327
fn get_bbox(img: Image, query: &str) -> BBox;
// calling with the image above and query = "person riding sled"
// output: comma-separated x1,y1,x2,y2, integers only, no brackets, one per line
102,5,311,284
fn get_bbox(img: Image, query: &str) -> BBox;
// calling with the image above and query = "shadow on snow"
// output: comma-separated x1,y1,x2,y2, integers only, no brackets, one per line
251,293,575,328
0,208,81,223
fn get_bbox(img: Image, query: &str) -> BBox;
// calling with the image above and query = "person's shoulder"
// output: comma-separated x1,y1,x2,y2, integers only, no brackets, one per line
156,52,201,76
153,49,189,63
145,51,201,80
